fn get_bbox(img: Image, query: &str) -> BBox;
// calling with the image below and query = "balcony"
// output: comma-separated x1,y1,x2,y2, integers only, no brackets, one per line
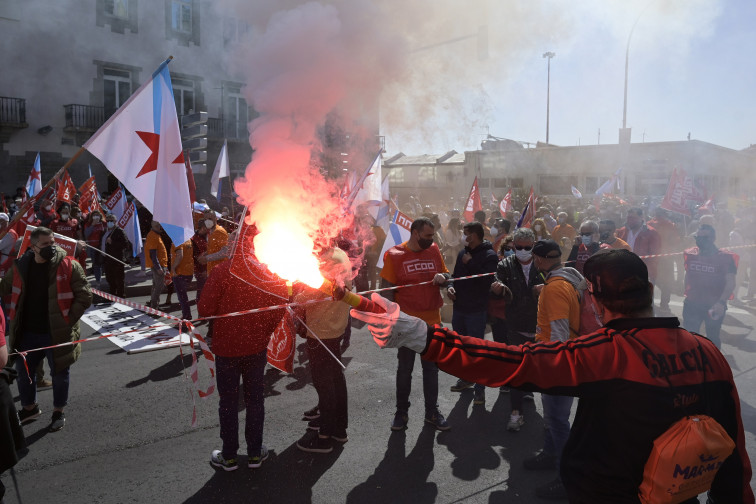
0,96,28,143
207,117,249,141
64,104,105,132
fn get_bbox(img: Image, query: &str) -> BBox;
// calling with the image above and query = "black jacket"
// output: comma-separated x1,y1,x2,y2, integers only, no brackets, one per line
493,254,544,332
448,241,498,313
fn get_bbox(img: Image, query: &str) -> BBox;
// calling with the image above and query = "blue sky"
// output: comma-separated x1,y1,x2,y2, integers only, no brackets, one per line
381,0,756,154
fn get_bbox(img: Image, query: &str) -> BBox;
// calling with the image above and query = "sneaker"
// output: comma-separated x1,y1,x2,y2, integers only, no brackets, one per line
535,477,568,500
18,405,42,425
331,431,349,443
307,418,320,431
473,389,485,405
49,411,65,432
523,393,535,401
499,386,510,394
450,379,474,392
248,446,269,468
296,432,334,454
37,379,53,390
302,406,320,420
506,414,525,432
424,410,451,431
210,449,238,471
523,451,557,471
391,411,408,431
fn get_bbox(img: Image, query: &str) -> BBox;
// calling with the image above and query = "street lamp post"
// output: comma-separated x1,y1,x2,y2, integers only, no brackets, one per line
543,51,555,144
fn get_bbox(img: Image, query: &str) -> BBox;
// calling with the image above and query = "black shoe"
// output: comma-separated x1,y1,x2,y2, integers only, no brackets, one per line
302,406,320,420
523,393,535,401
307,418,320,431
523,451,557,470
296,431,333,454
18,405,42,424
424,410,451,431
49,411,65,432
391,411,408,431
450,379,474,392
535,477,568,500
331,430,348,443
473,389,485,405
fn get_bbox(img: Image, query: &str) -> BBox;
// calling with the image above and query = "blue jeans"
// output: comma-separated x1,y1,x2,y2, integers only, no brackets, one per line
173,274,193,320
216,350,267,459
15,331,70,409
542,394,574,471
682,299,723,348
396,346,439,414
451,310,488,393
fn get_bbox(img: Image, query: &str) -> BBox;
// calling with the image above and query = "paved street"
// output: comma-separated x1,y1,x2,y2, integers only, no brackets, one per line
2,270,755,503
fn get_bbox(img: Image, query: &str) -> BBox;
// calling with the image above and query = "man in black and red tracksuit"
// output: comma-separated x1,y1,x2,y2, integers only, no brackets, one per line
353,249,753,503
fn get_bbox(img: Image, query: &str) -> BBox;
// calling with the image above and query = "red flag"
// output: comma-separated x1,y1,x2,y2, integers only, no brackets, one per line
267,310,297,373
463,176,483,223
699,196,715,213
78,176,102,215
516,187,536,229
185,154,197,204
56,170,77,204
660,167,705,217
499,189,512,214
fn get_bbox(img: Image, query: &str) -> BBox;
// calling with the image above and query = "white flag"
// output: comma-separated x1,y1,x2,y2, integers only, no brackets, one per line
210,140,229,199
83,58,194,246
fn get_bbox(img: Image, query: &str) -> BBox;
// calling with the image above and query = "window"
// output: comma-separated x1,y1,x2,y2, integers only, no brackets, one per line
224,93,249,140
585,176,610,194
103,68,131,117
539,175,577,195
387,168,405,185
171,0,192,33
104,0,129,19
172,77,195,117
223,17,250,47
417,166,437,184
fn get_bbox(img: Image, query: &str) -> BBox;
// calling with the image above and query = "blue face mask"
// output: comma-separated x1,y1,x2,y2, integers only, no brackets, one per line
581,235,593,246
503,249,515,258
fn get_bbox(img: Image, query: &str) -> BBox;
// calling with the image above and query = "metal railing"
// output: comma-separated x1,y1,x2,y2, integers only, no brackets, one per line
64,104,105,130
0,96,27,125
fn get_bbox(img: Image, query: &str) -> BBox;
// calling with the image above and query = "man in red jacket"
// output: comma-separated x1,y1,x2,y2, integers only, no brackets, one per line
198,243,285,472
617,207,661,282
353,249,753,503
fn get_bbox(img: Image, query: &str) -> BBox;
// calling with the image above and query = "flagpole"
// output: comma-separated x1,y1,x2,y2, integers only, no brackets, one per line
0,146,87,240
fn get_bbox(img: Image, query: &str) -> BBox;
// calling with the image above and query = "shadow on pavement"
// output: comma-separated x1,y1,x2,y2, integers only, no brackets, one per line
125,353,195,388
183,442,344,503
346,427,438,504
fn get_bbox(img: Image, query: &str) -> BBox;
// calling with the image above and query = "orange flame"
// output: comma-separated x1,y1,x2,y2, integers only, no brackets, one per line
253,221,324,288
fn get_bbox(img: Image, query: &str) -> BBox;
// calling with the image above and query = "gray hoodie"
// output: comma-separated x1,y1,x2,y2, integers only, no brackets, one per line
543,266,586,342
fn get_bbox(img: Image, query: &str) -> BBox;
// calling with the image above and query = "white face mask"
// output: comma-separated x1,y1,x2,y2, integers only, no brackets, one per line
534,224,542,232
581,235,593,246
490,226,498,236
515,249,532,262
93,216,101,222
60,213,69,221
460,234,468,247
107,221,115,229
205,219,214,229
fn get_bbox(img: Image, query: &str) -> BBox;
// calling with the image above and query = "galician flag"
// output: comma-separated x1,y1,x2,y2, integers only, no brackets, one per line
25,153,42,198
210,140,229,200
571,185,583,199
83,57,193,245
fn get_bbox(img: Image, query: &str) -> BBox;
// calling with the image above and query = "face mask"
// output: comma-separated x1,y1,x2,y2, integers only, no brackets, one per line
93,216,101,222
490,226,498,236
418,238,433,250
222,211,229,217
60,213,69,221
599,232,610,241
515,249,532,262
695,236,711,249
503,249,515,258
534,225,542,232
107,221,115,229
558,217,566,224
44,204,52,211
581,235,593,246
38,245,55,261
205,219,214,229
460,235,468,246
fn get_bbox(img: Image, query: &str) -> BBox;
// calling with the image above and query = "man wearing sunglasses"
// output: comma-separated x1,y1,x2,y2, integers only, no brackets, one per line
489,227,544,432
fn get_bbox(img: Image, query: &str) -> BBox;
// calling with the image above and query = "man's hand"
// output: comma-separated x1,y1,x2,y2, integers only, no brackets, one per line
710,301,726,320
461,252,472,264
446,286,456,301
432,273,447,286
491,281,504,295
350,294,429,353
197,253,208,265
533,284,545,296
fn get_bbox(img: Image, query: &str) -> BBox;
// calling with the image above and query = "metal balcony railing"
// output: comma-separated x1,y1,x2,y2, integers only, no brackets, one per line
64,104,105,131
0,96,27,126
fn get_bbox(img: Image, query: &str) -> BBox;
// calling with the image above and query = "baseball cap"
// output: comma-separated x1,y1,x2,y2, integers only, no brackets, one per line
532,239,561,258
583,249,649,299
0,213,8,222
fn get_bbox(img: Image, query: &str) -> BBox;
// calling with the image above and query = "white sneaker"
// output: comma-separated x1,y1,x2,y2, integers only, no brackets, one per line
507,414,524,432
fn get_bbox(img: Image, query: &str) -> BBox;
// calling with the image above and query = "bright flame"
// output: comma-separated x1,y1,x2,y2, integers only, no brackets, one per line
253,221,325,288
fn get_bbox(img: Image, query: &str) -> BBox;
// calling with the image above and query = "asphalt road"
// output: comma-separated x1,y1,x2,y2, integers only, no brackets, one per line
2,271,755,504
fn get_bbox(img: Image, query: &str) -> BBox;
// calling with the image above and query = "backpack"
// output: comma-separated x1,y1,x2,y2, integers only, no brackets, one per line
630,335,736,503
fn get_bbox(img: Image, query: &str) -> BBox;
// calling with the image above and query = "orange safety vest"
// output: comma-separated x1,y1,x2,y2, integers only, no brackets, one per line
8,256,75,324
